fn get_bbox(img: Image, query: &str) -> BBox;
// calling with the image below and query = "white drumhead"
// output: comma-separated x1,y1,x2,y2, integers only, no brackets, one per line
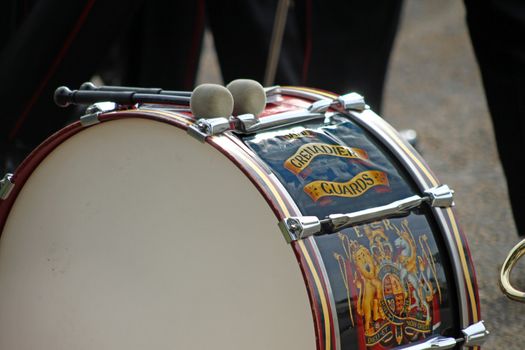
0,118,315,350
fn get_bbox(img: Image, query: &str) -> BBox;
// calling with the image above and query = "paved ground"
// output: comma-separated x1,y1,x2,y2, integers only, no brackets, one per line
196,1,524,348
385,3,524,349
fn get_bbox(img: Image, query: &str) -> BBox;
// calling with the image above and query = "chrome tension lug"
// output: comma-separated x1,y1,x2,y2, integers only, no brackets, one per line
231,114,259,133
81,101,119,127
264,85,282,96
462,320,489,347
0,173,15,200
264,85,283,105
308,99,332,113
424,184,455,208
187,117,230,142
336,92,367,112
86,101,118,115
80,112,101,127
278,216,321,243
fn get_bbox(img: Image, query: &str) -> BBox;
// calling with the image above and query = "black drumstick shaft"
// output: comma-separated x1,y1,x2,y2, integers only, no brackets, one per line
80,82,192,97
54,86,190,107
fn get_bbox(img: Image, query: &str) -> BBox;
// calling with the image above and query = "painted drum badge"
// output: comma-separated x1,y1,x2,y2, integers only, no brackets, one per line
283,142,390,201
334,219,441,348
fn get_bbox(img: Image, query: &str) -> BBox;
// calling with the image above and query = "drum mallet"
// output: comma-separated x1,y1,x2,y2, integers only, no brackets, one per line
54,84,236,119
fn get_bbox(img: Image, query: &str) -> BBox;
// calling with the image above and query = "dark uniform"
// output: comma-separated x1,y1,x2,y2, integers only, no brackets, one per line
464,0,525,236
0,0,402,174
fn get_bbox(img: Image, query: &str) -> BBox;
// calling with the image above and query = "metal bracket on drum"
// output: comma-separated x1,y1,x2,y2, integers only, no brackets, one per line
79,112,101,127
185,91,365,137
393,321,488,349
264,86,284,104
0,173,14,200
230,91,366,133
79,102,120,127
279,184,454,243
187,117,231,142
307,92,367,113
232,110,327,134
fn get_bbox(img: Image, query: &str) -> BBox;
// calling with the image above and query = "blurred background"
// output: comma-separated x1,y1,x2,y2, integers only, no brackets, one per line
1,0,524,348
194,1,523,349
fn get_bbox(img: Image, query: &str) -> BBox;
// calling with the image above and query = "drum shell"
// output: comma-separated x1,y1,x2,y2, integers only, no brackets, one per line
0,87,481,350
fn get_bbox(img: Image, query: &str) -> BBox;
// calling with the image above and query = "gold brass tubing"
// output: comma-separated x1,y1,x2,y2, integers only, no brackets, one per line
500,238,525,302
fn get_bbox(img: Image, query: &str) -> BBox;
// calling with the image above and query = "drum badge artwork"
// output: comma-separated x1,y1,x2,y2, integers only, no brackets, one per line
334,219,442,349
282,142,390,201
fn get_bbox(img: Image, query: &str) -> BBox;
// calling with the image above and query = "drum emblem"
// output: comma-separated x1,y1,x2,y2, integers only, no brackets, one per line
383,273,405,315
334,219,442,349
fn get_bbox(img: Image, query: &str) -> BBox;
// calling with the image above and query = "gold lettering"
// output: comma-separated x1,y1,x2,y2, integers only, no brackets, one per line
284,143,368,175
303,170,390,201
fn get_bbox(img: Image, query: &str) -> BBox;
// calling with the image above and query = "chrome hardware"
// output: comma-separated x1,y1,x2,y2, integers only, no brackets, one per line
264,85,282,96
187,117,231,142
279,184,454,242
80,102,118,127
306,93,366,114
80,113,101,127
424,184,455,207
325,194,427,232
231,114,259,133
86,101,118,114
462,321,489,347
278,216,321,243
500,238,525,302
308,99,332,113
0,173,14,200
336,92,366,111
394,335,456,350
265,86,284,105
237,110,326,134
394,321,488,349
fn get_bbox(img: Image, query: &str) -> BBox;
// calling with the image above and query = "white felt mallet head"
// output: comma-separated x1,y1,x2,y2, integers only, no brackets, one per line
190,83,234,119
226,79,267,116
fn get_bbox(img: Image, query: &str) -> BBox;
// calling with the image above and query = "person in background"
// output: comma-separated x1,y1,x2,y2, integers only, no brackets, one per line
464,0,525,237
0,1,402,174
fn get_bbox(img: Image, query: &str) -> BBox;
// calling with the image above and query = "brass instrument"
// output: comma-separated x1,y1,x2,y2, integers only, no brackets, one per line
500,238,525,302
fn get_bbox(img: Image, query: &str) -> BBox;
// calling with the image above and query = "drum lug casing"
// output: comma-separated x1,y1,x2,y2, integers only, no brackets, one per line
80,102,119,127
336,92,367,111
0,173,14,200
279,184,455,242
424,184,455,207
308,99,332,113
80,112,101,127
232,113,259,133
278,216,321,243
462,320,489,347
86,101,118,115
306,92,367,114
187,117,231,142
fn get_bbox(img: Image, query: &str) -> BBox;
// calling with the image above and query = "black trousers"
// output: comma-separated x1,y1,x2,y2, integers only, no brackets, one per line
465,0,525,236
1,0,402,172
207,0,403,112
0,0,207,160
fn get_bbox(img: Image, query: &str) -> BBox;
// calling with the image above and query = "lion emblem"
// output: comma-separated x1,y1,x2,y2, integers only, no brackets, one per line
351,241,384,334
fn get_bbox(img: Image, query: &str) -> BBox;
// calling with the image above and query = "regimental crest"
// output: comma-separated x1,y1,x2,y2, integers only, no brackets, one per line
334,219,442,349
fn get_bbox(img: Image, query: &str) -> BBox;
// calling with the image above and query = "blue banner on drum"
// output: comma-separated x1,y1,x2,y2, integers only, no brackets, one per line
242,114,416,218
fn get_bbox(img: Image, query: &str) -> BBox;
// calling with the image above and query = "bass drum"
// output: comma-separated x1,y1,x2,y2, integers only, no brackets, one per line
0,86,483,350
